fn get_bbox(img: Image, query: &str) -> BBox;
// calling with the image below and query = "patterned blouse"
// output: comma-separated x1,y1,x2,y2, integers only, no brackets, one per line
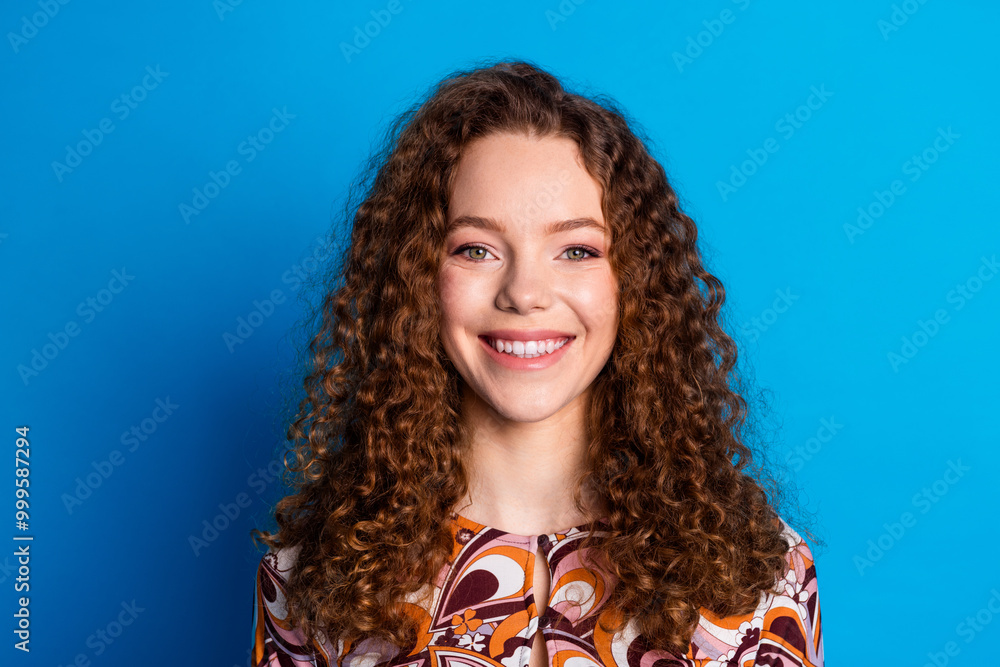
250,514,823,667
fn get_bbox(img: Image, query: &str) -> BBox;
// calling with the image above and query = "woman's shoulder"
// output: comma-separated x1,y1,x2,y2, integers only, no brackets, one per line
257,543,303,583
726,513,823,665
688,514,823,665
774,514,819,589
252,543,339,666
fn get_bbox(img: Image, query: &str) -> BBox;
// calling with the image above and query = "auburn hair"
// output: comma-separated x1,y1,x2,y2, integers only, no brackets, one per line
252,58,819,657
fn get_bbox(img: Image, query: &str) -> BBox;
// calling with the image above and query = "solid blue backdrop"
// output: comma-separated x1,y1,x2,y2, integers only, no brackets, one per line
3,1,998,665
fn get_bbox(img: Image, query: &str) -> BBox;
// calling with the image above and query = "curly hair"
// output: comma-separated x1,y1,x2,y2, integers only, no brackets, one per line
251,58,820,657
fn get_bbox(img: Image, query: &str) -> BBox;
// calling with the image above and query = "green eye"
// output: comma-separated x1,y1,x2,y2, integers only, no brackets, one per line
455,244,600,262
564,246,600,260
456,244,493,261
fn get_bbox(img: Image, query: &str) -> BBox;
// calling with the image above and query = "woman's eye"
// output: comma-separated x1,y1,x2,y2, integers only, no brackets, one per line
565,247,595,260
459,245,492,260
456,244,600,262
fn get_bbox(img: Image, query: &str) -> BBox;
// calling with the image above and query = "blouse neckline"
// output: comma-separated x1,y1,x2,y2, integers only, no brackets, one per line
450,512,598,546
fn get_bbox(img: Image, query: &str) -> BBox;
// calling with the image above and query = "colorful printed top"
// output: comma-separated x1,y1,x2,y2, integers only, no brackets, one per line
251,514,823,667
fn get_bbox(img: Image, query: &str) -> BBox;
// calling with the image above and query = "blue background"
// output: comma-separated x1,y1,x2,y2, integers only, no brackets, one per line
3,0,998,665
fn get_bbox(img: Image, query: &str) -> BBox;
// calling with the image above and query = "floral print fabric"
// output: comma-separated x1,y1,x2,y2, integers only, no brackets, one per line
251,514,823,667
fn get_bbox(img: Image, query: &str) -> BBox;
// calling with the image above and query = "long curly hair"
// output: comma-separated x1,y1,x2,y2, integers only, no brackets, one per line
252,58,820,657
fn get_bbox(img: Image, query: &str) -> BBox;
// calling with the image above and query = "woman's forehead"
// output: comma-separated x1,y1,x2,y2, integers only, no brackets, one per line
447,133,603,228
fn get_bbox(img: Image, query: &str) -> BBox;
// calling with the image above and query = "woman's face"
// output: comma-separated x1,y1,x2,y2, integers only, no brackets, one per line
438,131,619,425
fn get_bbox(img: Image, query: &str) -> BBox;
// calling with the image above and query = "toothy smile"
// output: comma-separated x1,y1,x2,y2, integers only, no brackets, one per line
483,336,571,358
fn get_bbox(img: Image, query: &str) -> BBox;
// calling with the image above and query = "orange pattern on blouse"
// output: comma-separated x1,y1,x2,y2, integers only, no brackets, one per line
251,514,823,667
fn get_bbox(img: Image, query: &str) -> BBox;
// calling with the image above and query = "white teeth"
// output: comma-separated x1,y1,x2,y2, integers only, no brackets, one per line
489,337,569,358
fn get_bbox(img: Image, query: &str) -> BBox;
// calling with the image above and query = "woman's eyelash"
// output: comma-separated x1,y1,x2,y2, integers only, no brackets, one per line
455,244,602,261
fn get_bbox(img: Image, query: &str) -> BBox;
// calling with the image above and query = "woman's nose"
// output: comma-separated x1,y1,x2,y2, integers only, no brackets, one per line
495,255,553,313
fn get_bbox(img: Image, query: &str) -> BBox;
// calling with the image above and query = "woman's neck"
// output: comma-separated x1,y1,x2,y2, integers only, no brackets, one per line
455,389,602,536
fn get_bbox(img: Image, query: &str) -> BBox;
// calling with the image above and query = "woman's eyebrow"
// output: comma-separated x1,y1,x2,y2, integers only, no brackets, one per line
447,215,605,235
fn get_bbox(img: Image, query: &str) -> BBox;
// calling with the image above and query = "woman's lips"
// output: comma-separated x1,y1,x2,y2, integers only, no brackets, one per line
478,335,574,370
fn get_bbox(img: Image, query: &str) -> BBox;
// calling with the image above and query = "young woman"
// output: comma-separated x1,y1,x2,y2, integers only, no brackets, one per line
250,60,823,667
